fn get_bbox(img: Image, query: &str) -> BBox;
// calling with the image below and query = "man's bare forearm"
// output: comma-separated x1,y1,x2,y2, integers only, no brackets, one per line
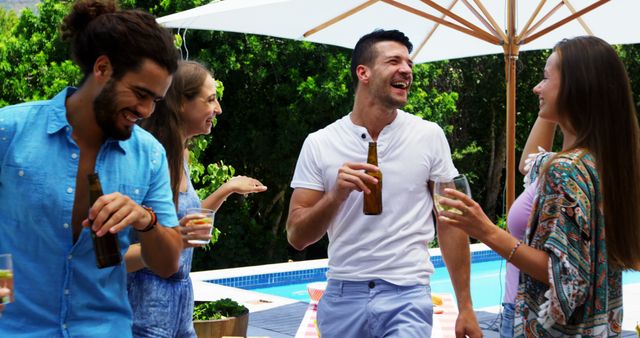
287,190,343,250
139,225,182,278
437,221,474,311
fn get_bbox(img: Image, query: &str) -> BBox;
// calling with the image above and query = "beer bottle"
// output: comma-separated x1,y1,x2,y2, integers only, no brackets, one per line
363,141,382,215
88,173,122,268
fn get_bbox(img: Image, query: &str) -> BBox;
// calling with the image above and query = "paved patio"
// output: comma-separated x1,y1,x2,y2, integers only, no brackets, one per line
192,255,640,337
245,305,639,338
192,280,640,337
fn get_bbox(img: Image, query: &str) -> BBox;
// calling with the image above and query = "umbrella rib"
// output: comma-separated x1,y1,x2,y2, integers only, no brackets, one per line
519,1,564,42
411,0,460,61
563,0,594,35
468,0,507,42
462,0,507,41
416,0,499,42
519,0,548,39
383,0,500,45
522,0,609,44
303,0,380,38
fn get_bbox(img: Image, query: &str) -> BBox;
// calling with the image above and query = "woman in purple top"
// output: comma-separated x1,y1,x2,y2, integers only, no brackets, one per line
501,178,536,338
124,61,267,338
500,124,563,338
439,36,640,337
501,146,557,337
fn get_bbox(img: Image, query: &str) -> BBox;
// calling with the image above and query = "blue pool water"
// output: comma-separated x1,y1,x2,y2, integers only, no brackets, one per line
248,260,640,308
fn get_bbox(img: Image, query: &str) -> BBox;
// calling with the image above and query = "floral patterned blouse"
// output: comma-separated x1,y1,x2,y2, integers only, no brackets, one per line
514,148,623,337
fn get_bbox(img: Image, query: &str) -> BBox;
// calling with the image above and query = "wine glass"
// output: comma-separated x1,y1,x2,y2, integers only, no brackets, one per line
433,174,471,214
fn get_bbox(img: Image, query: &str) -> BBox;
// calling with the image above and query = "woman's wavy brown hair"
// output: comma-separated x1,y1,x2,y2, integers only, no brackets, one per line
140,61,212,207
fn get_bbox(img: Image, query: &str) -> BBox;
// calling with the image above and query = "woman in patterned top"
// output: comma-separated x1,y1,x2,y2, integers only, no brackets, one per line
124,61,267,338
437,35,640,337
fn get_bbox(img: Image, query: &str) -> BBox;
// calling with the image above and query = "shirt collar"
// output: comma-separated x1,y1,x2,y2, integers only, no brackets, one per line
47,87,127,154
46,87,74,135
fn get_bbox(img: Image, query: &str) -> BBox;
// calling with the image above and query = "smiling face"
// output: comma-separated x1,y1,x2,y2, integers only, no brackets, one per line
94,59,172,140
533,52,562,123
365,41,413,109
180,75,221,139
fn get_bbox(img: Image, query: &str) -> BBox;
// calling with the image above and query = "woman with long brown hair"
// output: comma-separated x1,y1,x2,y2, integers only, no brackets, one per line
438,35,640,337
125,61,267,338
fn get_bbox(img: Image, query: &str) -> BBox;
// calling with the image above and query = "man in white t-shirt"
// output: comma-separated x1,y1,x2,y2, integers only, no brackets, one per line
286,29,481,338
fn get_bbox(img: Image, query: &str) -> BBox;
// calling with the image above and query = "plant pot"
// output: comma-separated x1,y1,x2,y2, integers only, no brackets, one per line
193,310,249,338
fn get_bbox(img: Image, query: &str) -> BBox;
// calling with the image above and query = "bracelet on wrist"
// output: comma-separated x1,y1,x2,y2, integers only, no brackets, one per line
507,240,522,262
136,206,157,232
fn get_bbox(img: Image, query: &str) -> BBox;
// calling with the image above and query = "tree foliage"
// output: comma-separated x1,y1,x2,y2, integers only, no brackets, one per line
0,1,81,108
3,0,640,270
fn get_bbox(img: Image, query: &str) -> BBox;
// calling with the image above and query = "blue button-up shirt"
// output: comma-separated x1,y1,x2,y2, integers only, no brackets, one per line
0,88,179,337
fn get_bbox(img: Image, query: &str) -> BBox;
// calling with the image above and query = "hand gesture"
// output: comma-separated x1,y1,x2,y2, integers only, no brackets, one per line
330,162,379,202
224,176,267,196
82,192,151,236
178,213,213,249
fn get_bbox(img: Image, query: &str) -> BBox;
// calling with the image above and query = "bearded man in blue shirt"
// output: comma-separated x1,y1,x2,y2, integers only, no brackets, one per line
0,1,183,336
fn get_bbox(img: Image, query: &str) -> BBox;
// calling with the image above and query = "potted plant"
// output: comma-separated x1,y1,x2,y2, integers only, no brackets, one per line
193,298,249,338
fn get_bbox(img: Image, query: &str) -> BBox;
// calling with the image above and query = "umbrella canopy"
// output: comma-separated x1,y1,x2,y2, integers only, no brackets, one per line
158,0,640,208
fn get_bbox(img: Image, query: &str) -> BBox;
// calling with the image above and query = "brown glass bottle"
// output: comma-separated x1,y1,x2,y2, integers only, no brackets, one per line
88,173,122,268
363,141,382,215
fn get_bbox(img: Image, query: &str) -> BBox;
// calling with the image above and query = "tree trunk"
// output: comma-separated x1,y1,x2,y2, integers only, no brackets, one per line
264,187,285,259
483,106,506,221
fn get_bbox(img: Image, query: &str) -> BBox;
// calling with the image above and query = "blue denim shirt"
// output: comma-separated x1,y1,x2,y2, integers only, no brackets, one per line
0,88,179,338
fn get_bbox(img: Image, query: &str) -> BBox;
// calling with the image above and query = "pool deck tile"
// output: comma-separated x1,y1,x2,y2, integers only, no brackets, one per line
192,280,300,313
250,302,308,336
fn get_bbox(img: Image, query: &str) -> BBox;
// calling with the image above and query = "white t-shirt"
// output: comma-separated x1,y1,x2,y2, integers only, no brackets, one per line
291,110,458,285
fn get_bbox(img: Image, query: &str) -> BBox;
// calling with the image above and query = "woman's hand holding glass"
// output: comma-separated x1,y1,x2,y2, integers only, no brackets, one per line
433,175,471,214
436,186,497,241
179,210,215,248
0,253,13,317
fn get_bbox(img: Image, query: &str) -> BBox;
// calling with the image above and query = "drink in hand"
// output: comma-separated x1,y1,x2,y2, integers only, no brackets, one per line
433,174,471,214
363,141,383,215
186,208,215,245
0,253,13,304
434,194,463,214
88,173,122,268
0,269,13,304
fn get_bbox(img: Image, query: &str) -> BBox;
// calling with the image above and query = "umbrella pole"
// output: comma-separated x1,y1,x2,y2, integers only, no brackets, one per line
505,50,519,213
504,0,519,213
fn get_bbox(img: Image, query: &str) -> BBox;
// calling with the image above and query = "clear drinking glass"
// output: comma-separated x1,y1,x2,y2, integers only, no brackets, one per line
433,174,472,214
0,253,14,304
186,208,215,245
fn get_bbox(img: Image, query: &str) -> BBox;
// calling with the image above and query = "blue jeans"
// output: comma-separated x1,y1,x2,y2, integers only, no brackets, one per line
500,302,515,338
317,279,433,338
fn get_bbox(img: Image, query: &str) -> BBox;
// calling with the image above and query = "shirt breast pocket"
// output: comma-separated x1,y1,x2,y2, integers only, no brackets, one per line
118,184,149,205
0,164,47,217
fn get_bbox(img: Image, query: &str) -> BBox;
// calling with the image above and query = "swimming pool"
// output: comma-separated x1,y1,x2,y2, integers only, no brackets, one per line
250,259,507,308
238,261,640,308
203,247,640,309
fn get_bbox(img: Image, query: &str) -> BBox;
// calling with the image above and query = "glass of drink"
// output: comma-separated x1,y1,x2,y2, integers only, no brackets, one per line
433,174,472,214
0,253,14,305
186,208,215,245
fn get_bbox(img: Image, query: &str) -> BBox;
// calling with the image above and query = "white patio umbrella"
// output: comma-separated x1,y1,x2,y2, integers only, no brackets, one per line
158,0,640,209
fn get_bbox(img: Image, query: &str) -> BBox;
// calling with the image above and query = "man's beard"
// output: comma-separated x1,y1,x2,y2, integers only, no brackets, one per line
93,79,134,141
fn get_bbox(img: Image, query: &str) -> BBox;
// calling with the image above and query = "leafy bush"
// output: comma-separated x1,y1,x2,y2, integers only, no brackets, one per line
193,298,248,320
